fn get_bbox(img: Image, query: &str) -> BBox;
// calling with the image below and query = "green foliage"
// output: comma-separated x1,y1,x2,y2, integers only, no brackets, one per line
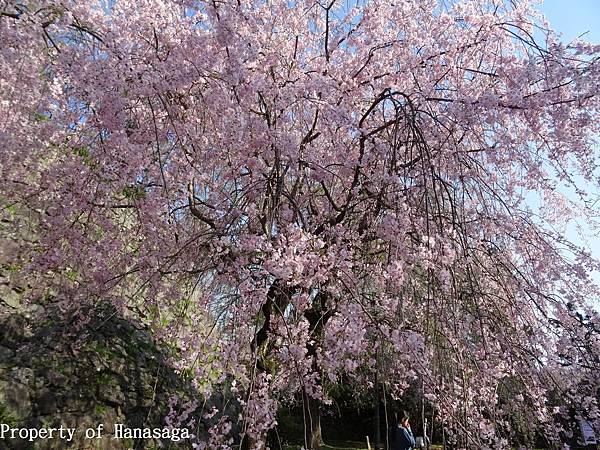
0,401,20,427
95,372,118,388
94,404,108,416
93,342,117,361
122,185,147,200
66,268,78,281
32,112,50,122
53,360,66,374
121,437,134,447
72,146,90,159
3,204,17,217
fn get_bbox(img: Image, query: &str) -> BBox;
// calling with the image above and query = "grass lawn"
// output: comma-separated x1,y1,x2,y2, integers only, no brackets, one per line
282,445,546,450
282,442,445,450
282,443,368,450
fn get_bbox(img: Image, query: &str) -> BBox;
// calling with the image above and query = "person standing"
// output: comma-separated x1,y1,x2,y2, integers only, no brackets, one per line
388,410,416,450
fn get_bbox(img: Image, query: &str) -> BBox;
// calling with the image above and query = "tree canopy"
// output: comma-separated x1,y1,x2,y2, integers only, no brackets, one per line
1,0,600,448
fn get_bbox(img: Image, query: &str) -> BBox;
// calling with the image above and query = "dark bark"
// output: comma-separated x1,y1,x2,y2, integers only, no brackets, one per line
241,280,294,450
375,368,381,450
302,388,323,450
302,291,335,450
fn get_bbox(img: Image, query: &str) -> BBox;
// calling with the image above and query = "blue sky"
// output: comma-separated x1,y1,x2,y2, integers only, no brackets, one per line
538,0,600,43
536,1,600,291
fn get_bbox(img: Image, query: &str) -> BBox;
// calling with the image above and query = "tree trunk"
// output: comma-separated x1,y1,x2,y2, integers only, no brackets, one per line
241,280,294,450
302,389,323,450
374,374,381,450
302,291,334,450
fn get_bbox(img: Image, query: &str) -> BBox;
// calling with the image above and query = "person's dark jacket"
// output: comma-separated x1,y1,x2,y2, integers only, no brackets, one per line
388,425,416,450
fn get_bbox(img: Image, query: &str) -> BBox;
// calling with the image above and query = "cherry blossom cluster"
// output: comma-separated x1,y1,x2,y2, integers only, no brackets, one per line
2,0,600,448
